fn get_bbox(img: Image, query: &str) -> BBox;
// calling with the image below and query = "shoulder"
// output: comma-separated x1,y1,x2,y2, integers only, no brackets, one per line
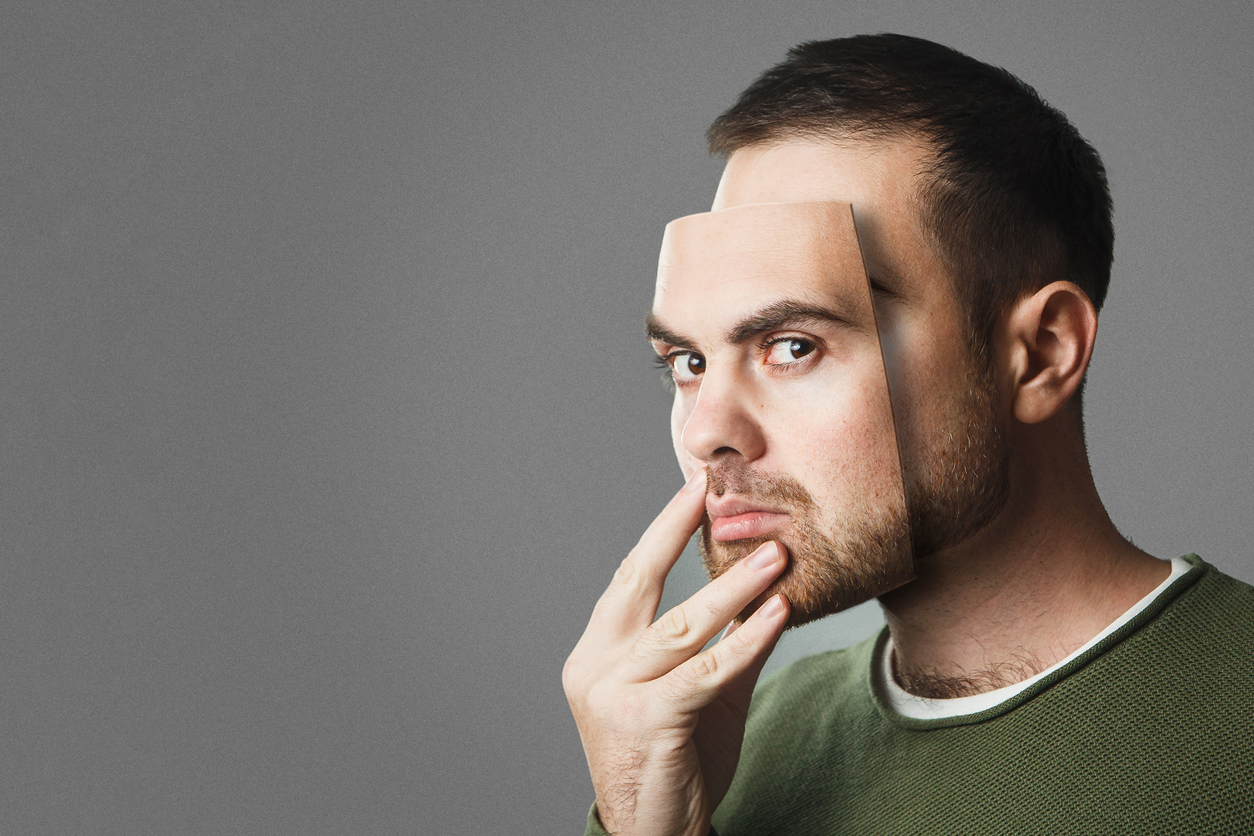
1146,558,1254,699
1048,556,1254,747
1180,557,1254,620
1139,557,1254,668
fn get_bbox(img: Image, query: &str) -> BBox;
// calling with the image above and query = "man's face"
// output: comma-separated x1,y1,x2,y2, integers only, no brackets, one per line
649,201,913,628
650,138,1010,626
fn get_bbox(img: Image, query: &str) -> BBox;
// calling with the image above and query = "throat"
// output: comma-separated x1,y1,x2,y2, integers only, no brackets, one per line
890,647,1049,699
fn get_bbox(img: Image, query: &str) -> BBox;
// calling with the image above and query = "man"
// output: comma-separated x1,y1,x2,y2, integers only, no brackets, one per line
563,34,1254,835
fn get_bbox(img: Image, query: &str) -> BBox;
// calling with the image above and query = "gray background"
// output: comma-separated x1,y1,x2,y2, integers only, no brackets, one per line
4,1,1251,833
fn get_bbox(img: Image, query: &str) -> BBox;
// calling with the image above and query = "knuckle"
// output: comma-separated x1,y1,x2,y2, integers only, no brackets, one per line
561,652,584,698
612,553,647,593
651,605,694,646
700,594,727,624
688,650,721,682
611,556,634,586
722,630,753,663
658,658,713,704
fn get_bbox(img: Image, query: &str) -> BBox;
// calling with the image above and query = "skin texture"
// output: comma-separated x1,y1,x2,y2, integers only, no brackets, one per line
564,472,791,836
564,135,1169,835
653,202,913,628
710,139,1167,690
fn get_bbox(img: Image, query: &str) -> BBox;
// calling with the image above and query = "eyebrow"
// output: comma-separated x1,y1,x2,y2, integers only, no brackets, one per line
644,316,698,351
646,299,862,351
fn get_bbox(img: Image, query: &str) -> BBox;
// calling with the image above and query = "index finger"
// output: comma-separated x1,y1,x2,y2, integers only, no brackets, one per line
590,467,707,636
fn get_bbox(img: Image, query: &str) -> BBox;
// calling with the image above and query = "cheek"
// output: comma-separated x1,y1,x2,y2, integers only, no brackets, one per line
889,329,971,465
880,291,969,428
761,368,904,492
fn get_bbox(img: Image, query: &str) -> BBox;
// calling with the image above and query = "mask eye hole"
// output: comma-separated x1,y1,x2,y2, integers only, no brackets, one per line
671,352,705,382
763,337,816,366
652,350,705,389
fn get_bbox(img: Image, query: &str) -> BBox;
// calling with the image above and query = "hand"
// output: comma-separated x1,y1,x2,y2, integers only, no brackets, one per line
563,469,791,836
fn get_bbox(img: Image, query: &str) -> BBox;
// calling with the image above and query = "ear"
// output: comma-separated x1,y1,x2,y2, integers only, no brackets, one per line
1001,281,1097,424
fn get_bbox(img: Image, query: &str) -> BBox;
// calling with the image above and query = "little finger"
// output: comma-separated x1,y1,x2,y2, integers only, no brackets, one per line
658,593,791,713
627,541,786,681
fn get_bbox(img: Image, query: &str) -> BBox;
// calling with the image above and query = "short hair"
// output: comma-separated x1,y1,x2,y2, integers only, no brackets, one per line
707,34,1113,377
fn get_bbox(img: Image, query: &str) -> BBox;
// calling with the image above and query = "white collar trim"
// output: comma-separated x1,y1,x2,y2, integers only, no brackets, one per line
878,556,1190,720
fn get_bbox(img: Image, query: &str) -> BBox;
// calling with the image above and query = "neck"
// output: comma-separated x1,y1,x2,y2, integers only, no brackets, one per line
878,416,1169,699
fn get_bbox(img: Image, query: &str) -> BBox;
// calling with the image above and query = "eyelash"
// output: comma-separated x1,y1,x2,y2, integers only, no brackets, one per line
652,352,678,391
652,335,818,391
759,335,819,368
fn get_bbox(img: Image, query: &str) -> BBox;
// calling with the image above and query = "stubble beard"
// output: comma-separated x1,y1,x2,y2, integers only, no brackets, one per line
699,360,1010,631
699,467,913,631
903,355,1012,560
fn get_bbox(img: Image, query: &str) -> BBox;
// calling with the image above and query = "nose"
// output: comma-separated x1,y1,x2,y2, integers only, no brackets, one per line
680,366,766,464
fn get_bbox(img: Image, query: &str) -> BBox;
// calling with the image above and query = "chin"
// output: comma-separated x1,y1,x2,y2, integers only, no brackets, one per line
701,522,914,630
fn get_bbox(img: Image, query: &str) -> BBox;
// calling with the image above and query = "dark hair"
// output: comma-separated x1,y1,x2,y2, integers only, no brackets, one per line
707,34,1113,377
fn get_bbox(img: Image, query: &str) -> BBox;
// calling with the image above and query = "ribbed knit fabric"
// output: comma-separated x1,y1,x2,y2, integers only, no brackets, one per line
584,555,1254,835
713,555,1253,835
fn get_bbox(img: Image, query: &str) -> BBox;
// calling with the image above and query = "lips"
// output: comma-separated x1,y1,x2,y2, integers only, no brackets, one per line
706,495,789,543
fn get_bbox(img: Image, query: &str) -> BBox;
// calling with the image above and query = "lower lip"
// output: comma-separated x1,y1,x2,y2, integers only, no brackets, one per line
709,511,789,543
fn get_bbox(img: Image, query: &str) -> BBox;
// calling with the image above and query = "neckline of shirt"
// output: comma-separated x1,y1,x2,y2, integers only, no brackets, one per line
877,555,1190,721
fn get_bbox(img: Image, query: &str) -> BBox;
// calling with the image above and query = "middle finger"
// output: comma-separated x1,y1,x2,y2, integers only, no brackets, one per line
625,540,788,682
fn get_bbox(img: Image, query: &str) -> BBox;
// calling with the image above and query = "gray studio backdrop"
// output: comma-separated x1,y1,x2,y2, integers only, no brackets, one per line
5,1,1251,833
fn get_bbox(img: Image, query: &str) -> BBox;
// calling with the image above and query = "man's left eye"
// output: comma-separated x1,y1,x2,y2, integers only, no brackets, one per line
764,338,816,366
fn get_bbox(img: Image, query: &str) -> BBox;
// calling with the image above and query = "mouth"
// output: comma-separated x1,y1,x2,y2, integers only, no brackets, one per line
706,495,790,543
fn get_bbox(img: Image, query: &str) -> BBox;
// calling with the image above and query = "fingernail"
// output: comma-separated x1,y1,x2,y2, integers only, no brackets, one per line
747,542,781,570
683,468,706,492
758,594,786,620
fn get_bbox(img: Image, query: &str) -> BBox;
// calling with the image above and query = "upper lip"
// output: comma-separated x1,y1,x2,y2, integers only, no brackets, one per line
705,494,787,519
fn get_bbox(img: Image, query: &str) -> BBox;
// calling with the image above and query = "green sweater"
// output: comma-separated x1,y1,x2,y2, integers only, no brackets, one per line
586,555,1254,835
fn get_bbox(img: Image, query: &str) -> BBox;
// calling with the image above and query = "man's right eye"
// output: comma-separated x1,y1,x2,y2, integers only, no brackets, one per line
670,352,705,383
653,351,705,387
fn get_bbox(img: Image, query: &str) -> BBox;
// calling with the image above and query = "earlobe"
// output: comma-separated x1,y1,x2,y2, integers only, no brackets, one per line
1005,282,1098,425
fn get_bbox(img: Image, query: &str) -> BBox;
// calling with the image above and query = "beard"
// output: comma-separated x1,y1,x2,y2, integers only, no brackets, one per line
700,359,1011,631
903,354,1012,559
700,465,913,631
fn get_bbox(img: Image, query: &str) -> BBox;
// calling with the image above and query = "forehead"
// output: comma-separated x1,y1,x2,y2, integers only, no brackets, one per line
709,138,944,302
711,137,928,212
651,201,874,339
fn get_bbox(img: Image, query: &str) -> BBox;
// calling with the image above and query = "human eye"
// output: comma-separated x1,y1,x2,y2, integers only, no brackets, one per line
762,336,818,367
652,350,705,389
